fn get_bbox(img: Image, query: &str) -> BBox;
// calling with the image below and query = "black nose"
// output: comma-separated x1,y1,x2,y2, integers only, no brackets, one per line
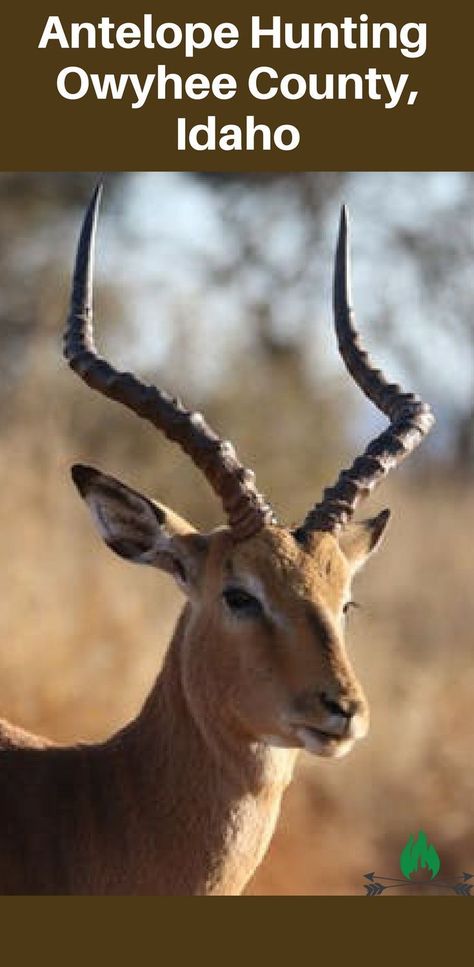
320,691,360,720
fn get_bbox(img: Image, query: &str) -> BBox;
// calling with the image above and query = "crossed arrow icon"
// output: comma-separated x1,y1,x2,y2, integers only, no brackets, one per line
363,871,473,895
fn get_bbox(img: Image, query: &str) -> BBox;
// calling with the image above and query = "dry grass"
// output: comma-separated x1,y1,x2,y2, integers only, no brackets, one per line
0,396,472,895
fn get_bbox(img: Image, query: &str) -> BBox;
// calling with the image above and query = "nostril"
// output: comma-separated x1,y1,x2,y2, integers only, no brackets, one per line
320,691,359,719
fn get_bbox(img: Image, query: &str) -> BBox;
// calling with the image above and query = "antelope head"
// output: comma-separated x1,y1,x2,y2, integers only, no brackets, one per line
64,186,434,760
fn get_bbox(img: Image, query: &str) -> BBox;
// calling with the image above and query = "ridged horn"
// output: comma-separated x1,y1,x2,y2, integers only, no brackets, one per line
64,184,276,541
296,205,435,538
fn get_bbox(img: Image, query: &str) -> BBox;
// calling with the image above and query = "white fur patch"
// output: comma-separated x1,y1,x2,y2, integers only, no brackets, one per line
296,728,355,759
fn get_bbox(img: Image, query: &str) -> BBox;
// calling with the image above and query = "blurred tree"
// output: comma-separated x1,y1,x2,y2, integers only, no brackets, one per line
0,172,125,388
170,173,352,520
391,173,474,474
195,172,347,358
343,172,474,476
6,169,468,516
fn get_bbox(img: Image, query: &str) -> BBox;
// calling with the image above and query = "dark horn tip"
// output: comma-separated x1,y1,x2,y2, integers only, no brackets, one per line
92,180,103,201
78,183,103,236
87,181,103,219
336,204,350,257
73,182,103,265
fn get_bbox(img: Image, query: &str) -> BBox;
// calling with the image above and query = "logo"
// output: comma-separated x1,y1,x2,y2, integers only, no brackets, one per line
400,830,440,880
363,830,472,895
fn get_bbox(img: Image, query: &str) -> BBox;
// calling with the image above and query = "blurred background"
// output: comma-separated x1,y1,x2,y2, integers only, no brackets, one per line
0,171,472,895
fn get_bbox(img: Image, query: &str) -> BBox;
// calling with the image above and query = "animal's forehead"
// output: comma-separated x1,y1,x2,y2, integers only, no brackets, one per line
225,526,348,606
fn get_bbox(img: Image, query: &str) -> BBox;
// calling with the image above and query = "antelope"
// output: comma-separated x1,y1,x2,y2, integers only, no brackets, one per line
0,187,434,895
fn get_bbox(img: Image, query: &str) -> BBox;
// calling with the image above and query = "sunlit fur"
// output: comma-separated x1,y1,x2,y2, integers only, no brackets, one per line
180,525,368,752
0,468,387,895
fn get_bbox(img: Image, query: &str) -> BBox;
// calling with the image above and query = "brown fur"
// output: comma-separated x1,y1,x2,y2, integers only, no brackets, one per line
0,475,387,895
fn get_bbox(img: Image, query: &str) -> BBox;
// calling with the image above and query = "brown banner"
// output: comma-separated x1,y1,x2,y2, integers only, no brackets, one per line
1,1,472,170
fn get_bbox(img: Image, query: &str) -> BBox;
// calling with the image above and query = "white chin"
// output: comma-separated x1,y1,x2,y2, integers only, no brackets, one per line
295,727,355,759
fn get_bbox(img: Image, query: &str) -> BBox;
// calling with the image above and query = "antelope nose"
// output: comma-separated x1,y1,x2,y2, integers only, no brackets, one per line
319,691,361,720
319,691,368,738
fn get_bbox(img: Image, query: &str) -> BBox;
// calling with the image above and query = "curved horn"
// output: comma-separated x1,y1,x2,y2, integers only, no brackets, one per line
296,205,435,538
64,184,276,541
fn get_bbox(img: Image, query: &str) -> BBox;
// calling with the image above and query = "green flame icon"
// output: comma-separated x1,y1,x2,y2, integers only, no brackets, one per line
400,831,440,880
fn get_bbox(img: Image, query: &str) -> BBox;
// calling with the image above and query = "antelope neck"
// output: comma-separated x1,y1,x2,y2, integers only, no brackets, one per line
103,609,297,895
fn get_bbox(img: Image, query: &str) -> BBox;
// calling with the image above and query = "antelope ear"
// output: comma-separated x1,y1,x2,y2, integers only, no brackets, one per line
338,509,391,572
71,464,207,592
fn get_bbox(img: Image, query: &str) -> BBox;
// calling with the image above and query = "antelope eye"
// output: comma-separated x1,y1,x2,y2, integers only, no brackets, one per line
222,588,263,618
